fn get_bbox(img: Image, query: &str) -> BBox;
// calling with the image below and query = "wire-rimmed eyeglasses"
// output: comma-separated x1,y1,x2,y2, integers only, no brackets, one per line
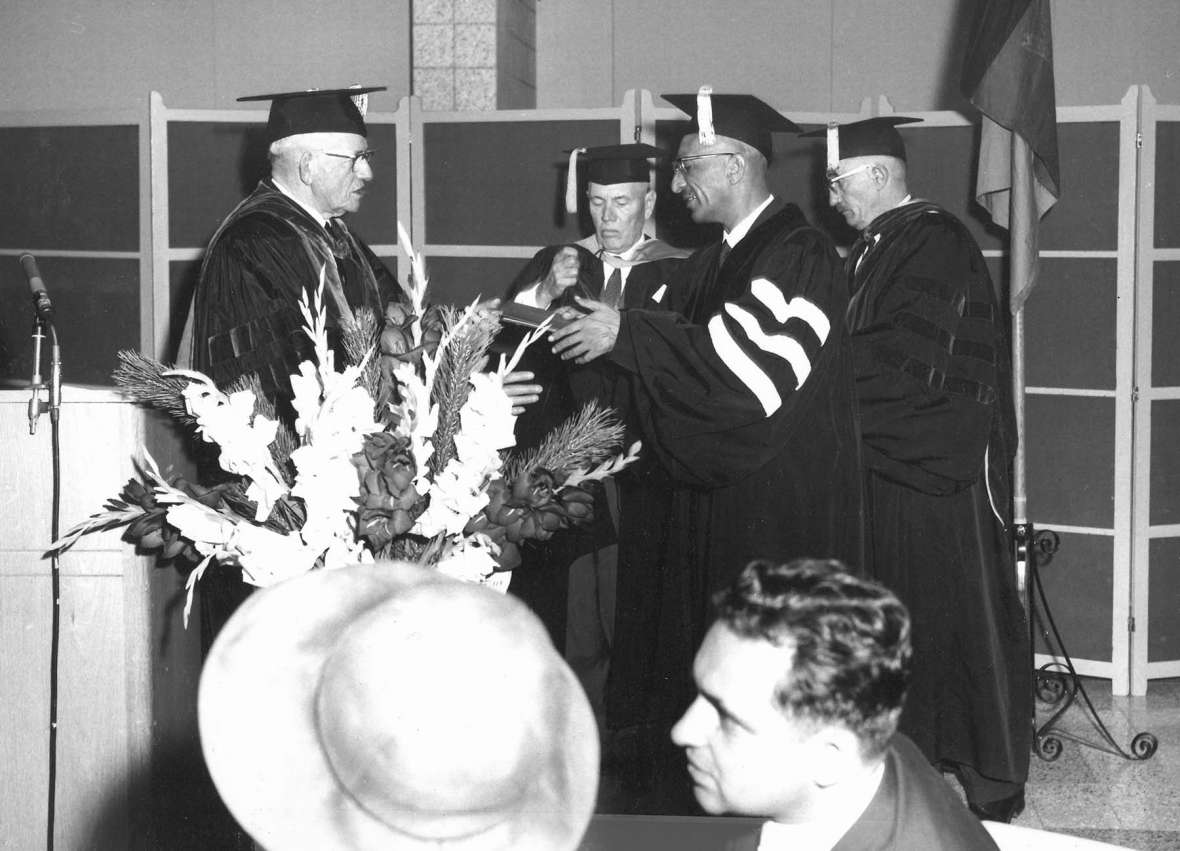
671,151,740,178
320,149,377,169
825,163,872,191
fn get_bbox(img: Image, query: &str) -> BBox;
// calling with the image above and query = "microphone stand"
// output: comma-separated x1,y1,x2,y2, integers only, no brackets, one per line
29,315,63,851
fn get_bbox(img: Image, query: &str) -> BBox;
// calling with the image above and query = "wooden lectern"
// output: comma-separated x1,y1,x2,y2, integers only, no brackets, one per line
0,385,204,849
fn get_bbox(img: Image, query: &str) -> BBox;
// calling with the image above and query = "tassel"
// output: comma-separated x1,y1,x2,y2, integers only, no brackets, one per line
349,83,369,117
565,147,586,214
826,122,840,171
697,85,716,147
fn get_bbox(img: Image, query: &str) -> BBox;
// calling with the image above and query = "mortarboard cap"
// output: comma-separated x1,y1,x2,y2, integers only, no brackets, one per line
661,87,800,160
564,142,664,214
238,85,388,143
801,116,922,169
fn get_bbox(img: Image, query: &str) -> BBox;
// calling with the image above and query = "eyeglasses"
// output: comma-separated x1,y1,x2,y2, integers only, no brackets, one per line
825,163,872,191
320,149,377,169
671,152,740,178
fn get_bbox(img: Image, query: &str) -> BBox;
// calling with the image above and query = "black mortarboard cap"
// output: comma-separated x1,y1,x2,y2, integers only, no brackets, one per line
564,143,664,213
801,116,922,166
237,86,388,143
661,87,800,160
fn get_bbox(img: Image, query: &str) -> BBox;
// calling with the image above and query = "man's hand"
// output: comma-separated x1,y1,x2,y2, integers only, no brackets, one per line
538,246,581,306
549,295,620,365
502,370,542,415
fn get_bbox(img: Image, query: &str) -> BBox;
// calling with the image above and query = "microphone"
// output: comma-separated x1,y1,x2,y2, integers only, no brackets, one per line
20,254,54,322
29,319,45,434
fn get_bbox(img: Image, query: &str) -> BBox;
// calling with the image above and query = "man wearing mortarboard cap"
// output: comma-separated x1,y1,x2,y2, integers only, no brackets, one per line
806,115,1030,822
556,88,863,812
176,86,406,655
503,143,689,749
180,86,401,415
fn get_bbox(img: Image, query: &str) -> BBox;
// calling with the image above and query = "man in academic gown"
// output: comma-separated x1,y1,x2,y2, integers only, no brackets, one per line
811,116,1031,822
180,86,400,420
551,90,863,812
672,559,998,850
504,143,689,733
174,87,413,653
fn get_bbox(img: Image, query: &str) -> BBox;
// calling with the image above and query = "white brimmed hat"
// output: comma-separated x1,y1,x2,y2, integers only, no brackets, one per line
198,561,599,850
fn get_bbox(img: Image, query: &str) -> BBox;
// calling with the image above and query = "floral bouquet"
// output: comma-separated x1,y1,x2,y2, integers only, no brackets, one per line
50,228,639,623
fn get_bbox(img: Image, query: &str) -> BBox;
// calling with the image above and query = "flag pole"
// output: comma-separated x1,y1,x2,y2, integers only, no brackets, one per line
1009,130,1037,597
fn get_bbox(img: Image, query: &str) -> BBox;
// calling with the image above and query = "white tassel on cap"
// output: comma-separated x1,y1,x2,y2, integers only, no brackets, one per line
565,147,586,214
697,85,716,147
349,83,369,117
826,122,840,171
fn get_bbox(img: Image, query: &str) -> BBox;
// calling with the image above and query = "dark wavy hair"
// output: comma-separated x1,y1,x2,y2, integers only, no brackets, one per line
712,558,911,758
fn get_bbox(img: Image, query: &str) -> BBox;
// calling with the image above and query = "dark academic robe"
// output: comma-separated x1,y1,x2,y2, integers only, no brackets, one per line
187,178,398,420
504,237,688,651
604,202,863,747
183,179,399,651
847,200,1031,793
723,735,999,851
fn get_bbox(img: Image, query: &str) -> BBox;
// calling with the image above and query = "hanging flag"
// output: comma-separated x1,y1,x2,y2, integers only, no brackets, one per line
961,0,1061,312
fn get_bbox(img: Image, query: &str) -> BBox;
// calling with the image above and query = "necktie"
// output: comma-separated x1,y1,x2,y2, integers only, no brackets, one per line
326,218,350,258
601,266,623,308
718,240,732,268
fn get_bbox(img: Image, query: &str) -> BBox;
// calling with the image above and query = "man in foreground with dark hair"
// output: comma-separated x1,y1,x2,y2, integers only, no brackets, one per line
672,559,998,849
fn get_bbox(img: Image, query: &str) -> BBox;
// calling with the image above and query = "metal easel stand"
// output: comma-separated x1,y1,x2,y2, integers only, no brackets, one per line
1015,523,1158,763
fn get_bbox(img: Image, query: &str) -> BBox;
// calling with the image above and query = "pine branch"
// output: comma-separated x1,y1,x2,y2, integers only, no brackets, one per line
505,402,626,481
111,350,298,475
428,306,498,476
112,351,194,423
340,305,390,420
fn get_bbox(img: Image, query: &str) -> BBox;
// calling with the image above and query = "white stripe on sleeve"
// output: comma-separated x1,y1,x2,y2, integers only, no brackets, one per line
724,304,811,387
750,279,831,343
708,314,782,416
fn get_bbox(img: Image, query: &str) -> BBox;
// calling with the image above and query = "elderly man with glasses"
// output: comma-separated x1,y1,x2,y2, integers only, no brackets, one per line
181,86,402,408
807,116,1031,823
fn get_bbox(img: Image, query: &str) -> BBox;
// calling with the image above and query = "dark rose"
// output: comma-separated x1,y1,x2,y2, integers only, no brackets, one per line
379,303,445,367
352,432,422,549
510,468,559,508
118,476,225,565
471,470,597,545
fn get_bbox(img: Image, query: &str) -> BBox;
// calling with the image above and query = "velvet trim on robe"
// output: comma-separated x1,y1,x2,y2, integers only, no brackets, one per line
187,179,398,419
847,200,1031,793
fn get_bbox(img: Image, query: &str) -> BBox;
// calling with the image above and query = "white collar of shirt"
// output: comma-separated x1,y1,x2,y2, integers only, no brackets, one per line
723,194,774,248
600,234,649,265
600,234,650,286
272,177,330,228
756,819,839,851
756,761,886,851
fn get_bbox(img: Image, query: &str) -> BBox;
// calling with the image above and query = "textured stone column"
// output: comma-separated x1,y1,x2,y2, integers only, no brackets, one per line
413,0,535,111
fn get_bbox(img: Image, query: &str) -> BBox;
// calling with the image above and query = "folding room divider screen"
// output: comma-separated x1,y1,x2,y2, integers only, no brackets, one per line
2,86,1174,704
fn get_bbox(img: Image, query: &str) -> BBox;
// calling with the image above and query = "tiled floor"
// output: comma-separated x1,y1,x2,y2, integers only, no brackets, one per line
1009,676,1180,850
